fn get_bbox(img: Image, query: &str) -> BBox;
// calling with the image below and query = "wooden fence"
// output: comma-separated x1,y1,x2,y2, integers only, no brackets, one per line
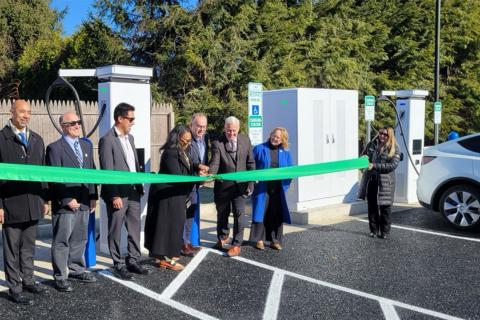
0,99,174,173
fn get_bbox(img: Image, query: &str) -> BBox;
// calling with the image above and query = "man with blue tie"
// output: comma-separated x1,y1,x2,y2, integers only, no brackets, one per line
0,99,49,305
182,113,209,256
46,112,98,292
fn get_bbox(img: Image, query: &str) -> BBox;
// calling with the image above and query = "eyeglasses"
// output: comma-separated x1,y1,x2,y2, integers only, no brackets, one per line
379,132,388,137
62,120,82,127
122,116,135,123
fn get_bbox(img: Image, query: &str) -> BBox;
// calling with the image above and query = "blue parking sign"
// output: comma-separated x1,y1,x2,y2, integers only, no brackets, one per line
252,105,259,115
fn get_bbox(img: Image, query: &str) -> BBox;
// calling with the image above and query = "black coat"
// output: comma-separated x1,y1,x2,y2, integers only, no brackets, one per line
46,138,98,214
0,125,47,224
144,148,194,257
359,139,400,206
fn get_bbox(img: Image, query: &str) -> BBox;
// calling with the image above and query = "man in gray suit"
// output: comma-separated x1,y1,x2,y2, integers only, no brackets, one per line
99,103,151,280
209,116,255,257
47,111,98,292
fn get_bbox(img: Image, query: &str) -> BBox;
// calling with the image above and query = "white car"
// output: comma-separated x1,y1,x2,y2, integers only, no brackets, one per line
417,133,480,229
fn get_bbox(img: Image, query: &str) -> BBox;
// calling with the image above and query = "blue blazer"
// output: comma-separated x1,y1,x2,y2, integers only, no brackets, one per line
251,142,293,224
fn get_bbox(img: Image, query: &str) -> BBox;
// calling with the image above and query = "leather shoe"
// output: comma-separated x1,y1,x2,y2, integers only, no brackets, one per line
159,259,185,271
69,272,97,283
23,283,47,294
181,244,195,257
255,241,265,250
55,280,73,292
227,245,241,257
112,266,134,280
9,292,33,305
127,263,153,275
270,243,282,250
378,233,388,240
189,244,201,252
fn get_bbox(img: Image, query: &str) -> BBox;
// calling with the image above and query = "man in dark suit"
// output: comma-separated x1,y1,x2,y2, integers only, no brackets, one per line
46,112,98,292
99,103,151,280
182,113,209,256
0,99,48,305
209,116,255,257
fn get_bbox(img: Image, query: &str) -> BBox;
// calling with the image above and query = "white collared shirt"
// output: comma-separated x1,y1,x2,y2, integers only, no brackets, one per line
114,126,137,173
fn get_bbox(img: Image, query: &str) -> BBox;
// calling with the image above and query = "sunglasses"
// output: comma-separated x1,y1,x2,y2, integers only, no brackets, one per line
62,120,82,127
379,132,388,137
122,116,135,123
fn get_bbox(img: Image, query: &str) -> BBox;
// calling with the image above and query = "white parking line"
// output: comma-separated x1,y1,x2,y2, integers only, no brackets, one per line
354,218,480,243
263,271,284,320
98,248,464,320
210,250,464,320
99,269,218,320
380,301,401,320
161,248,210,300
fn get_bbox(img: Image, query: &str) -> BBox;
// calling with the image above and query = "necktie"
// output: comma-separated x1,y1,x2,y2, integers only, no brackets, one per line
230,140,237,152
18,132,27,146
74,141,83,168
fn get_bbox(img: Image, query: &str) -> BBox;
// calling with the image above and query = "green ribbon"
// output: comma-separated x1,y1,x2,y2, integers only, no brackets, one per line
0,157,368,184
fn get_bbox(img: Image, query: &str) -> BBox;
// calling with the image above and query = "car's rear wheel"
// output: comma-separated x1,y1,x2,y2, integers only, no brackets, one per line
439,184,480,229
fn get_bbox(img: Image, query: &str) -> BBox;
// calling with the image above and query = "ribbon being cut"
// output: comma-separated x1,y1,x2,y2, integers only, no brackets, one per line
0,157,368,184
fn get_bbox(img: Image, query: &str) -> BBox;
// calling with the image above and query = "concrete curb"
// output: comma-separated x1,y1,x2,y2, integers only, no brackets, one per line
0,201,421,243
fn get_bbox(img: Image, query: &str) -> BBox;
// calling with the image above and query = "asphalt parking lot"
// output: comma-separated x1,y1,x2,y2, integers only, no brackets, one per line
0,206,479,320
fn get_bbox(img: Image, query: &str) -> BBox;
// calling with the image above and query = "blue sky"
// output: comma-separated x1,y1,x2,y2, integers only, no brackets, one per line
51,0,198,36
51,0,95,35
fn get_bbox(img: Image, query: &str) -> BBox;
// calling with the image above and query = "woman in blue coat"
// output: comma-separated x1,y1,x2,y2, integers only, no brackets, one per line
249,127,293,250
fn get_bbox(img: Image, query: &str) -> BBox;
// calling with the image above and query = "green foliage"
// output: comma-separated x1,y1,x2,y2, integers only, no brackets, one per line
0,0,62,96
2,0,480,144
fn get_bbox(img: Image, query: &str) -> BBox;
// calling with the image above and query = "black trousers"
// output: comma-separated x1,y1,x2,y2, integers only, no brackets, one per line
2,220,38,294
366,177,392,235
249,182,284,244
215,187,248,246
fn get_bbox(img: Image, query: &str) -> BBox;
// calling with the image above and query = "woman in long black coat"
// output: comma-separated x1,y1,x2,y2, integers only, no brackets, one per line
359,126,400,239
145,125,197,271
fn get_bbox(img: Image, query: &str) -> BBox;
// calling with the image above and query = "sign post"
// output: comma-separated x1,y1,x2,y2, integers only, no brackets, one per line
364,95,375,143
248,82,263,145
434,101,442,144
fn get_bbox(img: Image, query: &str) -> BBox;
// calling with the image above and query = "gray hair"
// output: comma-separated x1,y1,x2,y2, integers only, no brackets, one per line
224,116,240,127
190,112,207,125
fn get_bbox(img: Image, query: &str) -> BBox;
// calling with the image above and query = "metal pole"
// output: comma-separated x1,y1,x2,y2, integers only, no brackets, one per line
434,0,441,144
366,121,371,144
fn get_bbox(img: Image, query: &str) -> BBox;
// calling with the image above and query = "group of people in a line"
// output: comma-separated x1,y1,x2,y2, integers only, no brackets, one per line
0,100,297,305
0,99,400,306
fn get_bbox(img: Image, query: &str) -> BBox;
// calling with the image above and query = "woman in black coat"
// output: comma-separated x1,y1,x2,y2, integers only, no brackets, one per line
145,125,200,271
359,127,400,239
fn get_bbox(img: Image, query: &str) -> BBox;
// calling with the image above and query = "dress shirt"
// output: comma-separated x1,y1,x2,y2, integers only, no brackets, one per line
114,126,137,173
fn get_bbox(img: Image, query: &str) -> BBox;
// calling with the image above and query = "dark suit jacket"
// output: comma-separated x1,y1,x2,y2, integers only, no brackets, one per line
209,133,255,196
189,133,209,168
98,127,143,200
0,125,47,224
46,137,98,213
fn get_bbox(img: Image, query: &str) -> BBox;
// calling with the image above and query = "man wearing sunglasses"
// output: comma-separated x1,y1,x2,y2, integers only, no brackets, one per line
46,112,98,292
99,103,150,280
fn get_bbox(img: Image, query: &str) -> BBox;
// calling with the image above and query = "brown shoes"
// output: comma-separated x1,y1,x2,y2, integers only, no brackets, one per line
255,241,265,250
227,245,241,257
270,243,282,250
159,259,185,271
181,244,195,257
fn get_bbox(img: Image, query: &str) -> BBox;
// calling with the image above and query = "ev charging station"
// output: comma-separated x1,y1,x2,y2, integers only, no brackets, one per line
262,88,359,213
58,65,153,254
381,89,428,203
